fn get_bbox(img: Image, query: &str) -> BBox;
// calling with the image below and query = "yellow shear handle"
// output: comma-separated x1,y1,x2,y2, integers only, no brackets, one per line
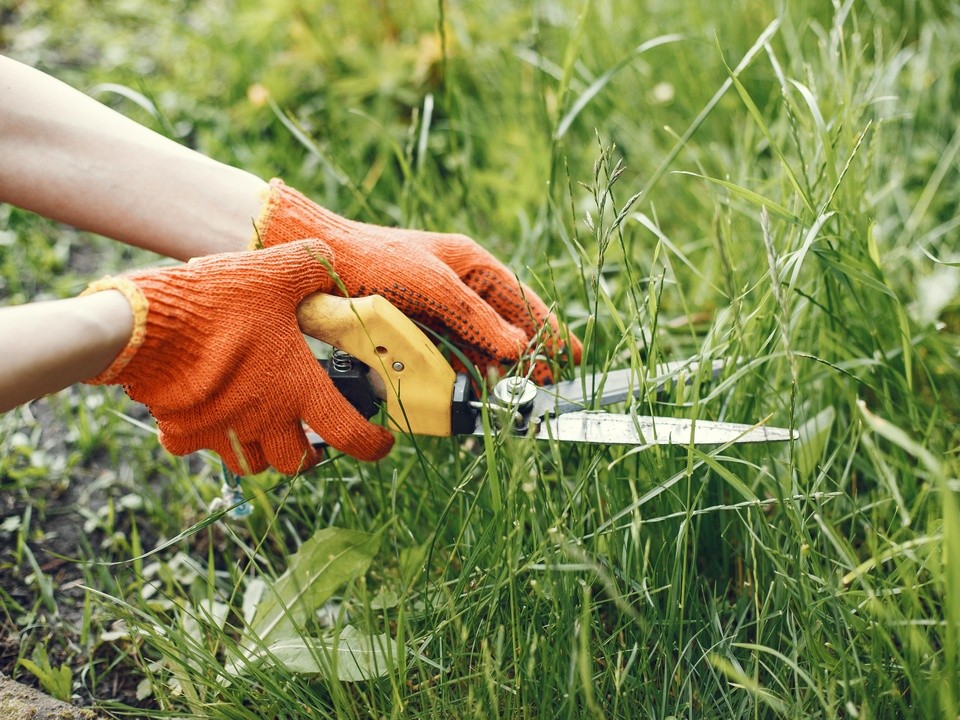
297,293,456,437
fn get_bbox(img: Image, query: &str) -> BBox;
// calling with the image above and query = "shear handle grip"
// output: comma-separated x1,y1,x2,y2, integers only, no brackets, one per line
297,293,457,437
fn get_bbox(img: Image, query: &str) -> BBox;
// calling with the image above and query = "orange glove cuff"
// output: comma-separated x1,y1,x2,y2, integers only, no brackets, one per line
80,276,150,384
250,180,278,249
252,178,351,249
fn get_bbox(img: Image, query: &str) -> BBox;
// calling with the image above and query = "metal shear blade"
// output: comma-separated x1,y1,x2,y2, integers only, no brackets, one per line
476,358,796,446
530,357,727,417
532,412,794,445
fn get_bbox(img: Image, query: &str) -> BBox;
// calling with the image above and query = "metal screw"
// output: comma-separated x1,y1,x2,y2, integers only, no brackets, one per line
493,377,537,409
492,377,539,433
392,361,405,372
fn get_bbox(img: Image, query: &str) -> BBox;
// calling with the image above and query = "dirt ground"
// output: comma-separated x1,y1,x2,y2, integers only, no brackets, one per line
0,671,107,719
0,393,161,712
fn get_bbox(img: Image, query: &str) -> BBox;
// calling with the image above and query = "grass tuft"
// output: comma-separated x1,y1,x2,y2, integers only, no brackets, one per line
1,0,959,717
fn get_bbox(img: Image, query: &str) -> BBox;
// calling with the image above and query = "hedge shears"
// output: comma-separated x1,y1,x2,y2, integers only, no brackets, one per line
296,294,795,449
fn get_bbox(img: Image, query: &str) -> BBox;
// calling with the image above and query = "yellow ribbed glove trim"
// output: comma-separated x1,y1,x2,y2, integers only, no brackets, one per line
250,179,282,250
80,276,149,384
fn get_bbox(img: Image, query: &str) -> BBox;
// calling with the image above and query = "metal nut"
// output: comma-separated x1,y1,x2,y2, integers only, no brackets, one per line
493,377,538,409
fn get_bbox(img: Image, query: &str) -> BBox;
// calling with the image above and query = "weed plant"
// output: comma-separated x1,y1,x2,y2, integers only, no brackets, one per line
1,0,959,717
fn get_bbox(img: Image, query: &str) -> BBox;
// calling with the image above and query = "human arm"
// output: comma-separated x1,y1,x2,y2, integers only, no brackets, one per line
0,54,579,372
0,291,133,413
0,55,580,470
0,54,265,260
2,241,392,473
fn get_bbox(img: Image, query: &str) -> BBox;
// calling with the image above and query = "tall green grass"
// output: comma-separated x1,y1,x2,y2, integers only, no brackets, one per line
2,0,959,717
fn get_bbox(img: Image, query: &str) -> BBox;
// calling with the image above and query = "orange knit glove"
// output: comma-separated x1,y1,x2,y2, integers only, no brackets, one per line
254,179,581,383
83,240,393,475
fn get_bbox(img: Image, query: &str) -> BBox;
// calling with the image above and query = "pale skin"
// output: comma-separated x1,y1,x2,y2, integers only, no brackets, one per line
0,55,267,412
0,55,573,471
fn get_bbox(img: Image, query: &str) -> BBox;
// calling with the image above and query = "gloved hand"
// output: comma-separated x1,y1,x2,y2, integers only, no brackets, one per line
82,239,393,475
255,179,581,382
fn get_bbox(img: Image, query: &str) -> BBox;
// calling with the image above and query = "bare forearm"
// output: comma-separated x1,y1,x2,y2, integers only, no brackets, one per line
0,292,132,412
0,55,266,260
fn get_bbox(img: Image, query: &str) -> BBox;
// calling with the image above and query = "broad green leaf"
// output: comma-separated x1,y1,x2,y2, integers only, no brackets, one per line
19,646,73,703
263,626,399,682
369,589,401,610
246,527,380,649
242,577,267,626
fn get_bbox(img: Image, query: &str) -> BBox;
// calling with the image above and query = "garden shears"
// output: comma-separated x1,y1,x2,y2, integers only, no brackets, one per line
295,294,795,449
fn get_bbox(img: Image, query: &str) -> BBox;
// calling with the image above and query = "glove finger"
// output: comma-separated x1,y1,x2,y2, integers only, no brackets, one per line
300,362,395,462
464,269,582,364
242,237,339,303
227,439,269,476
425,234,541,328
161,424,270,476
259,422,322,475
283,238,339,299
426,235,582,365
383,270,528,365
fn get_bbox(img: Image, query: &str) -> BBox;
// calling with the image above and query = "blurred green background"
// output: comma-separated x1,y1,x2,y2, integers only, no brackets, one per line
2,0,959,717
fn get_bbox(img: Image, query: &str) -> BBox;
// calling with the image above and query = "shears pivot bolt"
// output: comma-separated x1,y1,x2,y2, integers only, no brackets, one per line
493,377,539,433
